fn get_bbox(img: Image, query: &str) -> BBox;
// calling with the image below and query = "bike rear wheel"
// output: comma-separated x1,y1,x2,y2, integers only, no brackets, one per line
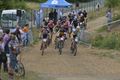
71,42,77,56
59,48,62,55
73,47,77,56
41,42,47,56
58,41,63,55
14,61,25,77
41,49,44,56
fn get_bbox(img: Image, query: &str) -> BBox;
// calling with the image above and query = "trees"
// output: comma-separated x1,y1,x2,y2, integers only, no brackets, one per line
0,0,95,9
0,0,26,9
105,0,120,9
105,0,120,17
24,0,93,3
66,0,93,3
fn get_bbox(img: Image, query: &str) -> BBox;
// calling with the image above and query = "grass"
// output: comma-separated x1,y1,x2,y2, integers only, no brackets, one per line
88,7,106,21
31,27,40,45
92,32,120,50
1,71,40,80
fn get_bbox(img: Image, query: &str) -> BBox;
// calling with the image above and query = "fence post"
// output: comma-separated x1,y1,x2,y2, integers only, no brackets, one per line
29,9,34,45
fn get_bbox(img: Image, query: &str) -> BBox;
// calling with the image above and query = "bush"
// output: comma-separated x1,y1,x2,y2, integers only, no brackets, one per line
113,14,120,21
101,33,116,49
92,32,120,50
92,34,104,47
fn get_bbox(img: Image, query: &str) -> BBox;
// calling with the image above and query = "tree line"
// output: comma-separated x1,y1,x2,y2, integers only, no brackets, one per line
0,0,94,9
24,0,93,3
0,0,26,9
0,0,120,9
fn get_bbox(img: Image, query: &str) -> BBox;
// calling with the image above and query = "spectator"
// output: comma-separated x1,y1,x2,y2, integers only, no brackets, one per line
0,37,4,80
106,9,112,31
83,10,87,18
3,29,11,72
96,4,100,11
59,10,63,19
68,13,73,24
83,10,88,29
22,24,29,46
14,25,21,44
49,10,54,20
0,36,7,72
8,33,19,80
53,9,58,23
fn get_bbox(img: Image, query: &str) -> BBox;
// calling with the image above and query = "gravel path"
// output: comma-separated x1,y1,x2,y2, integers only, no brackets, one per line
22,16,120,80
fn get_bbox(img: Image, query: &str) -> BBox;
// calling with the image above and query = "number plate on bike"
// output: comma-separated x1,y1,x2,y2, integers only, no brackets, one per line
43,39,47,42
75,38,78,42
60,37,64,41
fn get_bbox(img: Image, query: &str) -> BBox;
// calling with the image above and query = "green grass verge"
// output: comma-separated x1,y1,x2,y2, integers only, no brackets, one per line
31,27,40,45
88,7,106,21
92,32,120,50
1,71,40,80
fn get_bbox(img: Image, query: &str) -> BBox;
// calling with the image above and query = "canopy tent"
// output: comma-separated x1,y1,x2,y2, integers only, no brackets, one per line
40,0,72,8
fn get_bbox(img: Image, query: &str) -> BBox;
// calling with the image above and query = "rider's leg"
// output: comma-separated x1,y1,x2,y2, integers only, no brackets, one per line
8,67,14,80
0,70,1,80
8,53,17,80
0,54,2,70
1,52,8,72
51,32,53,41
3,57,7,72
0,55,2,80
7,54,14,80
71,40,74,49
40,42,43,50
26,33,29,46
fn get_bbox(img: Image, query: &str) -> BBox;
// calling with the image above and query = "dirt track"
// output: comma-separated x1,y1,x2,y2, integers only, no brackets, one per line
22,16,120,80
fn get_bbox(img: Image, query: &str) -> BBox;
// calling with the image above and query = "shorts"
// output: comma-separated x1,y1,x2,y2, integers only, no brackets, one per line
65,28,68,32
43,33,48,39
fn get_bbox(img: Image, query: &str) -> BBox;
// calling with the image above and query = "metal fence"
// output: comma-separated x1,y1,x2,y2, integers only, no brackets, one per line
62,0,105,14
0,9,35,45
0,0,106,45
80,19,120,47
